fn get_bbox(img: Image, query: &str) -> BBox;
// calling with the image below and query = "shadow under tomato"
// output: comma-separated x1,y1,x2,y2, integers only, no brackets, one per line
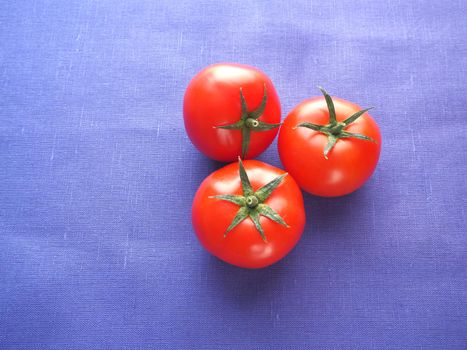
300,178,379,242
201,251,292,308
190,152,226,184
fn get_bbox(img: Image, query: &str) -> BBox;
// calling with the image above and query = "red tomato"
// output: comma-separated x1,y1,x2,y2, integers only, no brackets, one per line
278,87,381,197
192,159,305,269
184,63,281,162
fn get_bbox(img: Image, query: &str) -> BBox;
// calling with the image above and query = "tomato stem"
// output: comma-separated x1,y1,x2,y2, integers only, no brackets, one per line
246,195,259,208
245,118,259,128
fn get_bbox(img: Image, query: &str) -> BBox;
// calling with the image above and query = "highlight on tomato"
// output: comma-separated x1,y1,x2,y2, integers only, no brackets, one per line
278,87,381,197
192,158,305,269
183,63,281,162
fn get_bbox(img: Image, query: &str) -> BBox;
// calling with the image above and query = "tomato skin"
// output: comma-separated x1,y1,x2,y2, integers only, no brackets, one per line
183,63,281,162
278,96,381,197
192,160,305,269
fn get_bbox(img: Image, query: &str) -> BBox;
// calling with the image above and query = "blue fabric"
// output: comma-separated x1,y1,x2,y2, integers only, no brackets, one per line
1,1,466,349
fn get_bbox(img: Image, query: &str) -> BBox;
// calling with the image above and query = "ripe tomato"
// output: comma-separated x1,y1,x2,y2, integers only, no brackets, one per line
192,159,305,269
278,87,381,197
183,63,281,162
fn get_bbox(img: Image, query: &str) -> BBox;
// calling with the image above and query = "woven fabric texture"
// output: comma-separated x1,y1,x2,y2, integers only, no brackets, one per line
1,1,466,349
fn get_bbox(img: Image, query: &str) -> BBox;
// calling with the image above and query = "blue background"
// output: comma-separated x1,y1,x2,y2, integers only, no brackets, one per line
1,1,466,349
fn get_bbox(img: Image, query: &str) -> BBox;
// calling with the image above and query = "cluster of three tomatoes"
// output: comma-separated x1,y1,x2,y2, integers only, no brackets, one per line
184,63,381,269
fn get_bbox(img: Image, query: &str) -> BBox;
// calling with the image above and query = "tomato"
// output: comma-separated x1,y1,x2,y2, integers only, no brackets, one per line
183,63,281,162
192,158,305,269
278,87,381,197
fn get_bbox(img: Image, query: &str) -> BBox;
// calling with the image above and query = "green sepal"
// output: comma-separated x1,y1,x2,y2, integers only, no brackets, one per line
239,88,248,119
340,131,376,142
249,210,266,241
209,194,246,206
318,86,337,125
216,120,244,130
241,127,251,158
254,173,287,202
254,120,282,131
257,204,289,227
238,158,253,196
296,122,326,132
224,207,249,236
249,84,267,119
323,134,338,159
342,107,374,126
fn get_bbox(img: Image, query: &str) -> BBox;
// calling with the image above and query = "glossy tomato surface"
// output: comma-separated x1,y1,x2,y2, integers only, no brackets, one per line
192,160,305,269
278,96,381,197
184,63,281,162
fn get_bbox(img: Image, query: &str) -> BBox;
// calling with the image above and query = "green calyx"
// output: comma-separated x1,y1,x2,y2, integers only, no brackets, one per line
296,86,376,159
215,84,281,158
209,158,289,241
